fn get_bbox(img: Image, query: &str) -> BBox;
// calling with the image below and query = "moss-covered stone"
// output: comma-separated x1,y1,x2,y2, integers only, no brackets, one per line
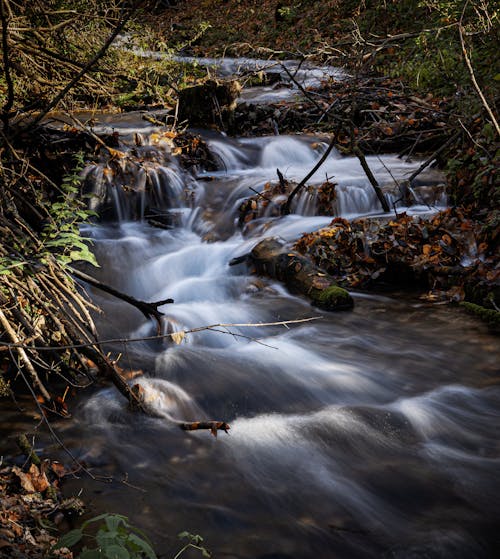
460,301,500,329
312,285,354,311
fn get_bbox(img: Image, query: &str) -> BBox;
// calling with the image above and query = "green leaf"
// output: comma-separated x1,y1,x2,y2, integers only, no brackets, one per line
127,533,157,559
96,529,120,550
103,544,130,559
82,513,114,529
105,515,129,533
54,528,83,549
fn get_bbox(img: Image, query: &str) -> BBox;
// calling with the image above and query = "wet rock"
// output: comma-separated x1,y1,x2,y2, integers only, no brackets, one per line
312,285,354,311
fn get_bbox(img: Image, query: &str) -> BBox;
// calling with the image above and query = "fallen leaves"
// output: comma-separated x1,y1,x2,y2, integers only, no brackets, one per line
294,208,498,301
12,464,49,494
0,460,75,558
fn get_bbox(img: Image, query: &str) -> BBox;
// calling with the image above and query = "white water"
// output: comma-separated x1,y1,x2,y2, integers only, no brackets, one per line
50,101,497,558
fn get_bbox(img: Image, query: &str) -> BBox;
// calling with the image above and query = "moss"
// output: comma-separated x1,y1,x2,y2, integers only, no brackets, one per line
312,285,354,311
460,301,500,329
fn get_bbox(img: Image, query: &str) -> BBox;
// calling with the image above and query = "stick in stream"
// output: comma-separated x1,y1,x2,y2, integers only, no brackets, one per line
69,267,173,334
282,134,338,215
353,145,390,212
406,131,461,184
179,421,230,437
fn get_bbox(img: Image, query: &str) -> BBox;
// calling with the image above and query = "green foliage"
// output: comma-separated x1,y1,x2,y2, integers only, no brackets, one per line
446,123,499,208
373,0,499,95
53,515,212,559
53,514,157,559
175,532,211,559
40,152,98,267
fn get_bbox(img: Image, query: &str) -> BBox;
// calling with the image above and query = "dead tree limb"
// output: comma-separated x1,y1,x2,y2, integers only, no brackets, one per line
283,133,338,215
69,267,173,333
458,23,499,137
179,421,230,437
353,145,390,212
0,0,15,131
406,131,461,184
280,63,323,112
0,307,52,403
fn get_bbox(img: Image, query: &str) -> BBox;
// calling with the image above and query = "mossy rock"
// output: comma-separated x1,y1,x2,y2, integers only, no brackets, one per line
312,285,354,311
460,301,500,330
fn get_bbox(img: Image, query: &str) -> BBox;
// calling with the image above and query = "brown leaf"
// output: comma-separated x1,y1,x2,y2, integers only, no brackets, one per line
50,461,67,479
28,464,50,493
12,466,35,493
171,331,185,345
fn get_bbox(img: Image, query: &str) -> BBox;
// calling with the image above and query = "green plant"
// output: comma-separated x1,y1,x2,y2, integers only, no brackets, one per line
53,515,212,559
53,513,157,559
175,532,211,559
40,152,98,267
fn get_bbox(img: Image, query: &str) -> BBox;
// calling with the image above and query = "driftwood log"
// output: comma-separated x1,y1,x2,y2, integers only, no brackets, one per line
232,238,354,311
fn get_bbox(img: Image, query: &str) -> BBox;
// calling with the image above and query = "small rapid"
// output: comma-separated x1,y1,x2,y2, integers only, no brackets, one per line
40,79,498,558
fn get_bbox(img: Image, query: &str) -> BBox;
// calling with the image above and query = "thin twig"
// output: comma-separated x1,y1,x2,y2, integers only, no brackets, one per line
0,317,322,352
459,3,499,136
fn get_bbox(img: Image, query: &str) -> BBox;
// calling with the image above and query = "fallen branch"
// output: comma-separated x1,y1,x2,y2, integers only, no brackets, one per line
179,421,230,437
280,63,323,112
353,145,390,212
0,307,52,404
0,0,15,130
69,267,173,334
283,133,338,215
26,1,142,130
406,131,461,184
0,317,322,352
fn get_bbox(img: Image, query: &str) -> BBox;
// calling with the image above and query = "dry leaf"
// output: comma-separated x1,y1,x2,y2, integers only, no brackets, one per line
12,466,35,493
171,331,185,345
28,464,49,492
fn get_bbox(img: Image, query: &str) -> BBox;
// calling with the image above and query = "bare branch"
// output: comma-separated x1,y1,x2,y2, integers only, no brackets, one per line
0,0,15,130
458,22,499,136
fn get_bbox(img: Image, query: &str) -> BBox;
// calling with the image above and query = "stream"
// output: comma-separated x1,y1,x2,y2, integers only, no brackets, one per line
4,58,500,558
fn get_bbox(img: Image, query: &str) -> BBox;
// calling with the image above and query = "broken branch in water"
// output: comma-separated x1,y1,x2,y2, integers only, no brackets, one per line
283,133,338,215
352,145,390,212
179,421,230,437
130,383,230,436
69,267,173,334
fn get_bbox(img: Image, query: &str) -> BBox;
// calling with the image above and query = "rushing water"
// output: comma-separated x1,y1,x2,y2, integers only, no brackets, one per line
35,116,497,559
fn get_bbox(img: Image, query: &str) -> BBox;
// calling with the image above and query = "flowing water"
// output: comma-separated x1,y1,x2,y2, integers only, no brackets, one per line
4,61,500,558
